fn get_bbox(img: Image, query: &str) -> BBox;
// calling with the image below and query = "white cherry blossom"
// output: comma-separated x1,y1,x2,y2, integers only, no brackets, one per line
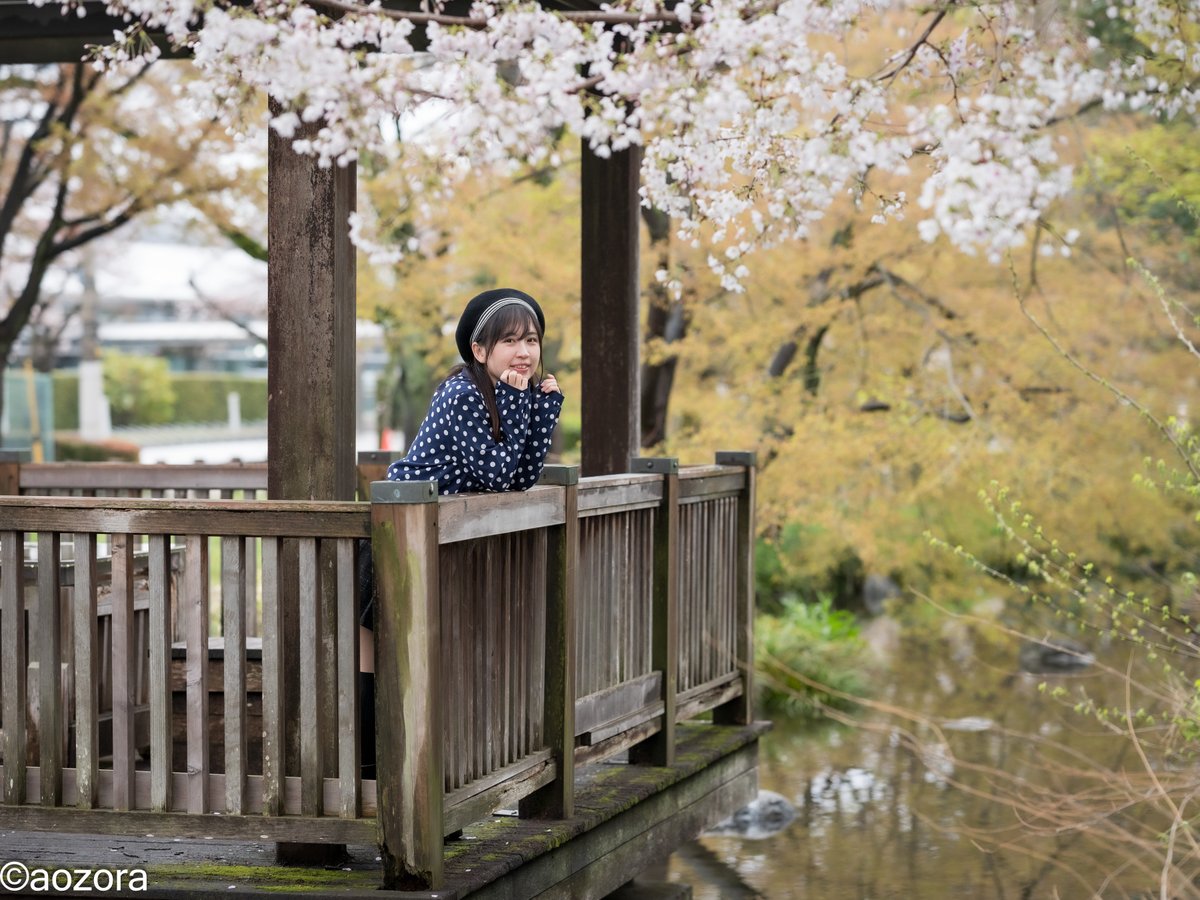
51,0,1200,283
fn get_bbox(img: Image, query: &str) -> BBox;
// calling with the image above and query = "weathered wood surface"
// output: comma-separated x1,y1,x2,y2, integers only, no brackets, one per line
580,143,641,478
373,490,444,889
1,530,27,804
632,459,678,767
577,474,663,517
73,532,100,810
438,486,564,544
520,466,577,819
713,452,756,725
0,456,758,882
0,496,370,537
440,530,547,796
0,764,379,819
18,462,268,495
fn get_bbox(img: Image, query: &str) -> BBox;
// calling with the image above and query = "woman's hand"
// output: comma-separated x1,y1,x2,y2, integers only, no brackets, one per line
540,374,561,395
499,369,530,390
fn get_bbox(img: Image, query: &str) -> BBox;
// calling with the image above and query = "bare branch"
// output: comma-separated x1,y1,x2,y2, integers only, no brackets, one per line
304,0,680,28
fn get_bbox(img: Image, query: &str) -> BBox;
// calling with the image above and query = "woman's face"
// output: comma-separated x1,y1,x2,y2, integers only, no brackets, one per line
473,320,541,384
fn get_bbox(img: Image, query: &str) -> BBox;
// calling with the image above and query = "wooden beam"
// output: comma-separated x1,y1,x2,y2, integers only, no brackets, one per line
580,142,641,476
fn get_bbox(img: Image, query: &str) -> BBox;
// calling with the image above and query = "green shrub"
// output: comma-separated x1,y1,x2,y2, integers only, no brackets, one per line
171,373,268,423
52,371,79,431
51,367,268,428
103,353,176,427
755,596,867,719
54,434,140,462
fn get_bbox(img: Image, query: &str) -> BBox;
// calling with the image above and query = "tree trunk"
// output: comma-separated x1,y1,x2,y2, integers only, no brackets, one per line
639,207,687,447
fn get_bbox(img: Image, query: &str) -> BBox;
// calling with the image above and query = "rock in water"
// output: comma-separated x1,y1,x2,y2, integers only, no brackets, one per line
1019,636,1095,673
705,790,797,840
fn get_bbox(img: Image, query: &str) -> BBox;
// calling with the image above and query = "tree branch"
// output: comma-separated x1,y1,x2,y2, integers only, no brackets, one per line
304,0,680,28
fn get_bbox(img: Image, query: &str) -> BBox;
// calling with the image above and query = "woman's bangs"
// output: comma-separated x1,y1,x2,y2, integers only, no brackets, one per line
487,304,540,342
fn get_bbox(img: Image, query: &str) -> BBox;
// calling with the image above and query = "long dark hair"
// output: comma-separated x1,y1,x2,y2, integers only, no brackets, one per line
445,303,544,442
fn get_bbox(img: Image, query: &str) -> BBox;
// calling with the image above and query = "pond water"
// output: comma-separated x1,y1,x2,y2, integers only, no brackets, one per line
662,609,1196,899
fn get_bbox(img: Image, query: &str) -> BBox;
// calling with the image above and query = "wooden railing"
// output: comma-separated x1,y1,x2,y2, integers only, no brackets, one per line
0,452,756,889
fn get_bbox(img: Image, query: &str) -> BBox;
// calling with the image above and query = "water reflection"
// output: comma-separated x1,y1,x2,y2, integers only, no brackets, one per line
666,615,1197,898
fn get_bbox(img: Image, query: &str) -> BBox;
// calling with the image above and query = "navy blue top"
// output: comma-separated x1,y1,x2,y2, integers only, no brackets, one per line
386,372,564,494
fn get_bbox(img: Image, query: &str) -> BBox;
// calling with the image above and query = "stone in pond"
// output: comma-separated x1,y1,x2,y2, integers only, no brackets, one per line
1019,636,1094,673
705,790,797,840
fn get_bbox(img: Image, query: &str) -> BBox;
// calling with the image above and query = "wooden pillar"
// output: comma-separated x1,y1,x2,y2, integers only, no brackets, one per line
713,451,756,725
370,480,443,890
266,105,357,863
580,142,641,476
267,108,357,503
629,457,678,766
521,464,578,819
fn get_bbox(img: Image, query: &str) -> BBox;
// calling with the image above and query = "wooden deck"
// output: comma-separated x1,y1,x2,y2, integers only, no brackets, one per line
0,453,762,895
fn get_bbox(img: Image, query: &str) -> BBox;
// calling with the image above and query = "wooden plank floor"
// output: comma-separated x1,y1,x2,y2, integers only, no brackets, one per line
0,723,766,899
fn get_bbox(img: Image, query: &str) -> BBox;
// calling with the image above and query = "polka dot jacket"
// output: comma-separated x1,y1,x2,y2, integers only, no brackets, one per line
386,372,565,494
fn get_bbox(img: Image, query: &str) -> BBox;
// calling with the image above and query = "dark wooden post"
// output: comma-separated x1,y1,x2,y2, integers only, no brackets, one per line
521,464,579,819
629,457,678,766
356,450,391,501
267,107,357,863
0,449,27,495
370,480,443,889
713,451,756,725
266,108,357,505
581,143,641,477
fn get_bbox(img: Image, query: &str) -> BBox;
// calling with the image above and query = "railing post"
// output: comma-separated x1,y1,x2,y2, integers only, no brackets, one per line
0,449,28,495
629,456,678,766
521,464,578,819
356,451,392,501
713,451,756,726
1,529,26,805
370,480,443,890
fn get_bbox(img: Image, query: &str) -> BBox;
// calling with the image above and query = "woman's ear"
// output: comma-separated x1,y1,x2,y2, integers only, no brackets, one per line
471,342,487,364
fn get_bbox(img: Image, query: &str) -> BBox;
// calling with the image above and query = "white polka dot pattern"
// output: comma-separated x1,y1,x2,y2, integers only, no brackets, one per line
385,373,565,494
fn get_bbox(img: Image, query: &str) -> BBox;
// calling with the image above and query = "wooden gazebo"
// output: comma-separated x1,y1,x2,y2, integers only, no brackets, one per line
0,7,764,896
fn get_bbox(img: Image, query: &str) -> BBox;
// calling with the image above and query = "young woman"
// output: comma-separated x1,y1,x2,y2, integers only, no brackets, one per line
361,290,564,779
386,288,564,492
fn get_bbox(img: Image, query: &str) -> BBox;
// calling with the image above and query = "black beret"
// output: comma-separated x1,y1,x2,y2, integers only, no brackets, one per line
455,288,545,363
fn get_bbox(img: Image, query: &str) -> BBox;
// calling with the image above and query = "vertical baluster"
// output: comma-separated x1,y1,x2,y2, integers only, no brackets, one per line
244,535,259,639
38,532,63,806
511,535,523,763
74,533,99,808
1,531,26,804
110,533,135,809
261,537,284,815
147,534,172,812
222,536,247,815
184,534,210,813
336,538,359,817
501,536,513,767
298,537,322,816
